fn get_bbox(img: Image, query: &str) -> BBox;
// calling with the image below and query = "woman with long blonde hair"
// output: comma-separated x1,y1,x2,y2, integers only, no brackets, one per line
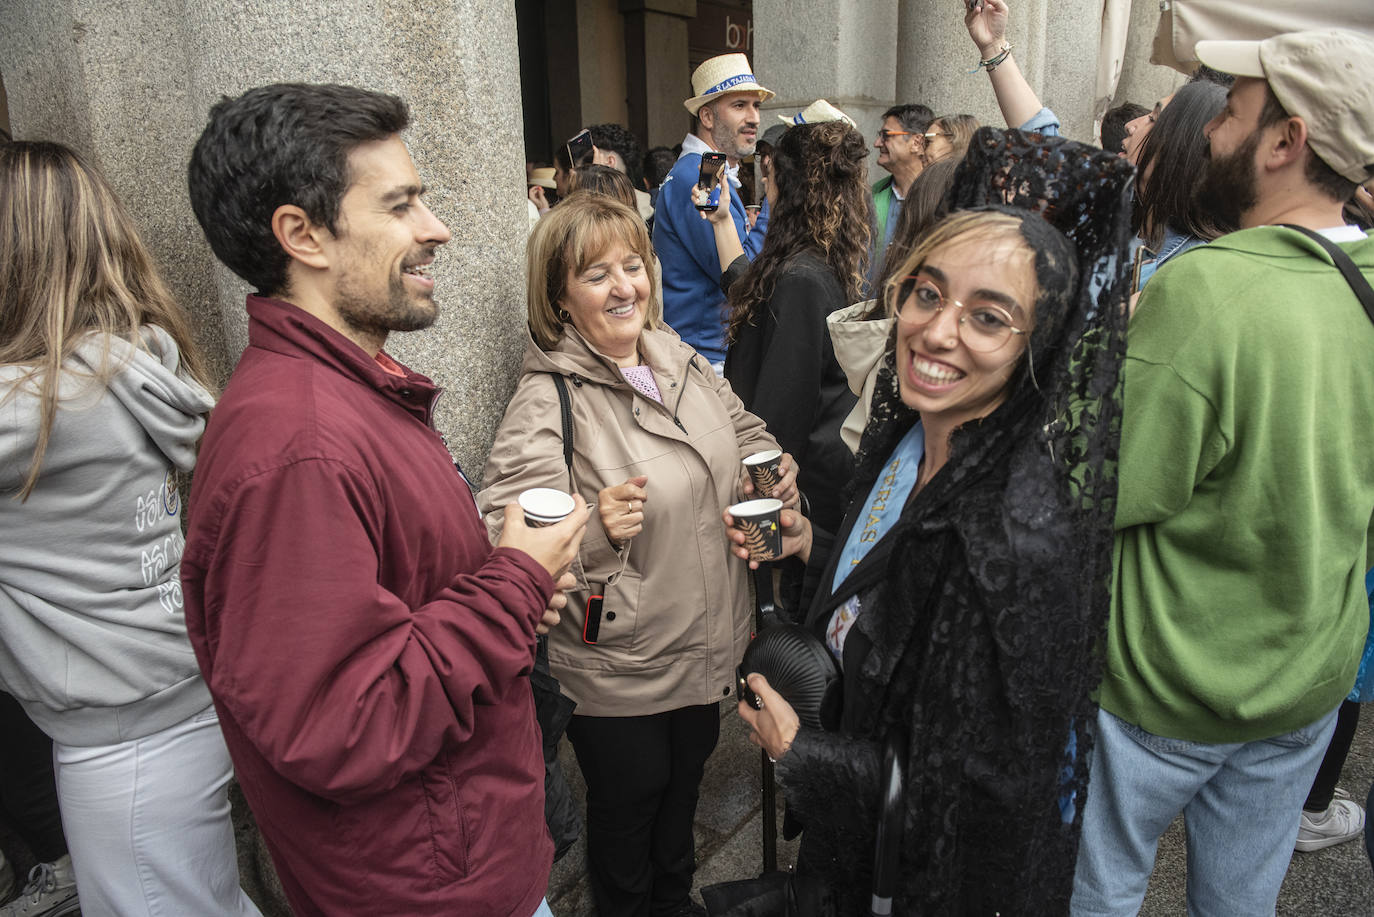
0,141,258,916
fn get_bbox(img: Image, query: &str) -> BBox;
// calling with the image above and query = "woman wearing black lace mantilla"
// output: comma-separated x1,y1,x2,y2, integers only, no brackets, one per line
724,129,1136,914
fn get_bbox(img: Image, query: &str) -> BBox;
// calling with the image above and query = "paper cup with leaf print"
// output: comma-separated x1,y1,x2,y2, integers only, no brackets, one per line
728,498,783,562
519,488,576,528
742,449,783,498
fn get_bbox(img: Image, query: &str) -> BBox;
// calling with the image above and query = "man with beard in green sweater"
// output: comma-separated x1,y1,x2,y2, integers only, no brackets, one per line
1072,29,1374,917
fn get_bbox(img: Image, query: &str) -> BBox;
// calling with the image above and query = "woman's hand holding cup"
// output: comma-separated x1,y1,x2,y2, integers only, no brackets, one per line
599,475,648,547
741,451,800,509
722,505,812,568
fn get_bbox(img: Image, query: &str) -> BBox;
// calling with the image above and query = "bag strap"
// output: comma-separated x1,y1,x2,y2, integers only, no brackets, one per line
1280,224,1374,325
550,373,574,474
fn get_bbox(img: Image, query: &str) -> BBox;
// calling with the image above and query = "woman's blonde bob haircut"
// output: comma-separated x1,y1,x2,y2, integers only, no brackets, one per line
527,191,663,351
1,141,214,500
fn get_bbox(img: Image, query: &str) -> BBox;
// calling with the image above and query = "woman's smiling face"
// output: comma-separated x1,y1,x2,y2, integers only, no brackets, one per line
558,239,650,367
894,230,1036,427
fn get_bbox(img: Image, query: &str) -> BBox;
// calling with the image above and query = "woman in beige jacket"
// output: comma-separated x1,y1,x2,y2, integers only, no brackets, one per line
479,192,794,917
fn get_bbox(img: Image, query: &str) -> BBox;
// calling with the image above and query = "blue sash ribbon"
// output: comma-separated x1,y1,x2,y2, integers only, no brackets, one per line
832,422,924,593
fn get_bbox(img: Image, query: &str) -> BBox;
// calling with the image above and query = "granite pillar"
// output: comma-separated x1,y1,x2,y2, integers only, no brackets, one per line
1112,0,1187,112
0,0,531,479
895,0,1101,143
753,0,899,173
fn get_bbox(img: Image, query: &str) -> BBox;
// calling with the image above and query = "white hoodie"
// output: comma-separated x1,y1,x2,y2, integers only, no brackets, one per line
0,326,215,745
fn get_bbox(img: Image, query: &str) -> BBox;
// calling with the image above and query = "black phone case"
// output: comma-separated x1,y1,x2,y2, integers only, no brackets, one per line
583,587,605,644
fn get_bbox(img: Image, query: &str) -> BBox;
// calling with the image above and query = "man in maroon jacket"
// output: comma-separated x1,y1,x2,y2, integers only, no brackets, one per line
183,83,588,917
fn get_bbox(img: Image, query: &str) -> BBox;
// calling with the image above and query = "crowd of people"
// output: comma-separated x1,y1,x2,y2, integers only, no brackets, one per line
2,1,1374,915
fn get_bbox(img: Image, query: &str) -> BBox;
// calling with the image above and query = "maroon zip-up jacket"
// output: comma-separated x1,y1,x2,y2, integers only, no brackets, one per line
182,297,554,916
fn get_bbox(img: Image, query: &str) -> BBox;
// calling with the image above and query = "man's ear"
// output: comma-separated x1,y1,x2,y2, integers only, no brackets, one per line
697,103,715,132
605,151,621,171
1265,116,1309,174
271,204,331,270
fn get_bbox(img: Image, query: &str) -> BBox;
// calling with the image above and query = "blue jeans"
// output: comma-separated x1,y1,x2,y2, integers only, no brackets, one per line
1071,706,1338,917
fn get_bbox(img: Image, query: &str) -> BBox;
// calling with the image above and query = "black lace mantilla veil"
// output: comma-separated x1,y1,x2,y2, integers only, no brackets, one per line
788,129,1136,914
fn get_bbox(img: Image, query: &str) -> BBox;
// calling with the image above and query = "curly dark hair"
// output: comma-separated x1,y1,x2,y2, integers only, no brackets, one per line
726,121,871,342
187,83,409,296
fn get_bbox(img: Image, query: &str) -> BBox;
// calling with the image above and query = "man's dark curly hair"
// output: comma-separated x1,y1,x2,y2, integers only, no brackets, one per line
726,121,871,342
587,123,644,187
187,83,409,296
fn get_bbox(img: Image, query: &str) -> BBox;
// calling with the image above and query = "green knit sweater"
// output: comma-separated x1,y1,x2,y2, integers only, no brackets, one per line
1102,226,1374,743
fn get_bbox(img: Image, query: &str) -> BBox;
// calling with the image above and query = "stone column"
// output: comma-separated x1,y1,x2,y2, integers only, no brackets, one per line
0,0,531,477
895,0,1101,142
1112,0,1187,111
753,0,900,172
621,0,697,150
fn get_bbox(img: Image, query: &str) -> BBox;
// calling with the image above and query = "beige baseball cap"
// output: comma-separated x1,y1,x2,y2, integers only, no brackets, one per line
1195,29,1374,184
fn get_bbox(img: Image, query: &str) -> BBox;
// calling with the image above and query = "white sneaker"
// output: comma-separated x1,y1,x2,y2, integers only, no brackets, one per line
0,855,79,917
1296,787,1367,853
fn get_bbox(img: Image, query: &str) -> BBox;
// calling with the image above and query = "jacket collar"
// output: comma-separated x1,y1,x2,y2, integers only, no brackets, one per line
522,324,699,386
245,295,439,424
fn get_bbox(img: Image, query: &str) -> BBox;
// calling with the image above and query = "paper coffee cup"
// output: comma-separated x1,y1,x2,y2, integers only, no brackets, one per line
742,449,783,497
519,488,575,527
727,498,783,561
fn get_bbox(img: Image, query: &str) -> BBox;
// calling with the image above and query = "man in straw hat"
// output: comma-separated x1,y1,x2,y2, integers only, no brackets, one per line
653,52,773,372
1072,29,1374,917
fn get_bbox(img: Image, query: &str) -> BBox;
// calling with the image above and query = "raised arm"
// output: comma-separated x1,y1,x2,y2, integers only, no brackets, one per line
693,177,746,279
965,0,1053,132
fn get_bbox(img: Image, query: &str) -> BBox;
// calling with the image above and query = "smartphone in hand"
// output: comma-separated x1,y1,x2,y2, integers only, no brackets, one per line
566,129,594,168
695,152,727,212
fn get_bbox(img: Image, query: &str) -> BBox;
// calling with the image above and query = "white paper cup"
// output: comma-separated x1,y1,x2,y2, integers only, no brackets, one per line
519,488,575,527
727,498,783,561
742,449,783,497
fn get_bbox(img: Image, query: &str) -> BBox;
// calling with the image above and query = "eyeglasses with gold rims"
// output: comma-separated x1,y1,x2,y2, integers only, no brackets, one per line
889,274,1029,352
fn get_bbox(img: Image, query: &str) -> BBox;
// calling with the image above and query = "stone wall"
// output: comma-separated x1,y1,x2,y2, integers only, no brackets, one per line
0,0,531,479
756,0,1185,150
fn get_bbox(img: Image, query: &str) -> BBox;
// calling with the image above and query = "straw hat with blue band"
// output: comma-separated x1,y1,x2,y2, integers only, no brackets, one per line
684,53,775,115
778,98,857,129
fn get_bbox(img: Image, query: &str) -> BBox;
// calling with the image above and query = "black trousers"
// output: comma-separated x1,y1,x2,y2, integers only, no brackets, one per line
1305,699,1361,812
567,703,720,917
0,692,68,862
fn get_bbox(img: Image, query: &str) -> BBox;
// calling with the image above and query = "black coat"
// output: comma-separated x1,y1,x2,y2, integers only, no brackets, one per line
723,252,857,533
775,395,1103,916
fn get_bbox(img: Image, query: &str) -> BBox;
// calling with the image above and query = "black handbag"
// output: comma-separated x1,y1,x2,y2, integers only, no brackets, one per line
700,728,908,917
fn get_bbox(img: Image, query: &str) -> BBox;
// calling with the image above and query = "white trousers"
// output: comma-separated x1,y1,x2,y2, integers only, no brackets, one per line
54,705,261,917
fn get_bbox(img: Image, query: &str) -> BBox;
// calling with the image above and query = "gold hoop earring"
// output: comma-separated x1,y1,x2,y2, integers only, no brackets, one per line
558,309,571,322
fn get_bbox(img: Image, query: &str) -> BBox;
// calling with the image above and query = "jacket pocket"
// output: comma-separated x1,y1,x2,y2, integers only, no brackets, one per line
587,567,644,650
420,754,470,884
